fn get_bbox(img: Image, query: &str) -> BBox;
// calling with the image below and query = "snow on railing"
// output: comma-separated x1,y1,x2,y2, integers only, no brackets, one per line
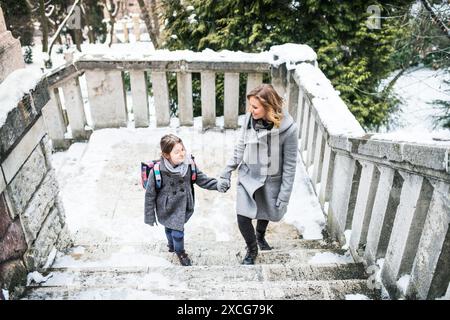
290,58,449,300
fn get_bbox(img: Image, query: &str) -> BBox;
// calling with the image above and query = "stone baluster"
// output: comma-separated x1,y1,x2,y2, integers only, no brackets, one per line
381,173,434,298
327,153,361,244
60,76,88,139
84,69,127,129
349,161,381,261
41,87,68,150
364,168,404,266
132,15,141,41
286,70,299,121
407,180,449,299
318,142,335,208
224,72,239,129
201,71,216,129
311,129,325,188
300,98,311,159
306,113,317,168
151,71,170,127
177,71,193,126
130,70,149,127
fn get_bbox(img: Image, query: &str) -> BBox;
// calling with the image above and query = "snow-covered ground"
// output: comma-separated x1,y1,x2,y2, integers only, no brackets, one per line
376,66,450,145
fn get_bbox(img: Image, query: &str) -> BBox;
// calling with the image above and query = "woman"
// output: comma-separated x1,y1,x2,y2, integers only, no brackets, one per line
217,84,298,265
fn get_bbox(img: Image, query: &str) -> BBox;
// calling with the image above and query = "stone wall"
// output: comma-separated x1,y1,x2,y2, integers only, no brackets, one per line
0,5,72,298
0,79,72,299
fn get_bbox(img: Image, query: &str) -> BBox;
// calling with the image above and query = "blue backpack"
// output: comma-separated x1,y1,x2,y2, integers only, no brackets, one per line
141,156,198,190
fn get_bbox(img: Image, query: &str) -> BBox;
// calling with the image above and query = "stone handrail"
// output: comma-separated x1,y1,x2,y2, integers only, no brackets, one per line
41,44,316,150
287,60,449,300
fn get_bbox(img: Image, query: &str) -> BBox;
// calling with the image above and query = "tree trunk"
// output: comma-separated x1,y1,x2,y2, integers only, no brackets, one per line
39,0,49,52
81,3,95,43
149,0,160,40
137,0,159,48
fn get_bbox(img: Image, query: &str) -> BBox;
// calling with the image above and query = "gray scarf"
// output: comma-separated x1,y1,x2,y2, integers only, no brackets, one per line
163,156,189,177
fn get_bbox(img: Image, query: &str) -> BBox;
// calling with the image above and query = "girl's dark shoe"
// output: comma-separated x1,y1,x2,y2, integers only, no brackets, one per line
176,251,192,266
242,242,258,265
256,231,272,251
167,243,174,252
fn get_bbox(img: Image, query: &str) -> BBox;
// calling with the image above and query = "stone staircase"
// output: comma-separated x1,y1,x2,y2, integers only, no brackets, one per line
22,235,381,300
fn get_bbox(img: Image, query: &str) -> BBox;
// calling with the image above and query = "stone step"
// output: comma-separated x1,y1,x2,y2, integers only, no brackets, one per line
24,279,380,300
28,263,367,290
55,240,344,267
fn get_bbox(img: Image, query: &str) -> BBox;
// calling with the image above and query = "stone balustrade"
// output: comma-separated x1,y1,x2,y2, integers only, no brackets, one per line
1,36,447,300
291,62,450,300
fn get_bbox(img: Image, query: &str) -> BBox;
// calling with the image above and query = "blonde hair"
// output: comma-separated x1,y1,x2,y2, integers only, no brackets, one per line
246,84,284,128
160,134,185,158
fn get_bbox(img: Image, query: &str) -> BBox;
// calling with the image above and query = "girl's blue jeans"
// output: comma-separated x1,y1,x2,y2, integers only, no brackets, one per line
165,227,184,253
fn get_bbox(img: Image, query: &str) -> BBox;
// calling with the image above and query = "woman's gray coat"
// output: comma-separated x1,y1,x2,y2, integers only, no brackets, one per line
144,157,218,231
221,108,298,221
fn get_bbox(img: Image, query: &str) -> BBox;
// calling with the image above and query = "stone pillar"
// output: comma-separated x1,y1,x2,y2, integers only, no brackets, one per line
123,21,129,43
84,69,128,129
381,173,434,298
306,114,317,167
224,72,239,129
327,153,360,244
270,63,286,99
201,71,216,129
364,168,404,266
177,72,193,126
60,77,88,140
151,71,170,127
130,70,149,128
407,181,450,299
318,142,335,207
350,162,380,261
286,70,299,121
132,15,141,41
312,129,325,187
300,98,310,156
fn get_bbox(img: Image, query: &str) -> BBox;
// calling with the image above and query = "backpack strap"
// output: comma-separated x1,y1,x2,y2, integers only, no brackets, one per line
153,161,162,189
190,155,197,182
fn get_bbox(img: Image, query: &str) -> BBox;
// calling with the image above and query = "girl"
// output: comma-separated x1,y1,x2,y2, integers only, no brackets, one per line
144,134,222,266
217,84,298,265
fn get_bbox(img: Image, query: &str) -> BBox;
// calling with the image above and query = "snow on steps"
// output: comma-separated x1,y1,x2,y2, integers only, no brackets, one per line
22,240,381,300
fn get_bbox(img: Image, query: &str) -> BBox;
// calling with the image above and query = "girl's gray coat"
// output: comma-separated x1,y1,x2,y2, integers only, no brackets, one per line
221,108,298,221
144,157,217,231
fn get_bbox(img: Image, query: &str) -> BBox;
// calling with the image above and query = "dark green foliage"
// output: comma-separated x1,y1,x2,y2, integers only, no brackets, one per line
23,45,33,64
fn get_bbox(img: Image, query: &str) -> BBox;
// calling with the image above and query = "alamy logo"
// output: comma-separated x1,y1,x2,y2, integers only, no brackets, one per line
243,129,281,176
366,5,381,30
66,5,81,30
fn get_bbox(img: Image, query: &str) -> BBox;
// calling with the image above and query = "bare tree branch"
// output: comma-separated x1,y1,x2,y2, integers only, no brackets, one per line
420,0,450,39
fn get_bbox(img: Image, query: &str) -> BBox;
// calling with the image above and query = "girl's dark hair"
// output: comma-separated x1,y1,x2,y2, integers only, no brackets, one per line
246,84,284,128
160,134,184,156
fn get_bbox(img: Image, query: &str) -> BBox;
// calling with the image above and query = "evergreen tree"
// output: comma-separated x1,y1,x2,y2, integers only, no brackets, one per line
23,45,33,64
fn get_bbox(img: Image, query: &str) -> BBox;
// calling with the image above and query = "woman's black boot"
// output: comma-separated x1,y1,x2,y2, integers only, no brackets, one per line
256,231,272,251
242,241,258,265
